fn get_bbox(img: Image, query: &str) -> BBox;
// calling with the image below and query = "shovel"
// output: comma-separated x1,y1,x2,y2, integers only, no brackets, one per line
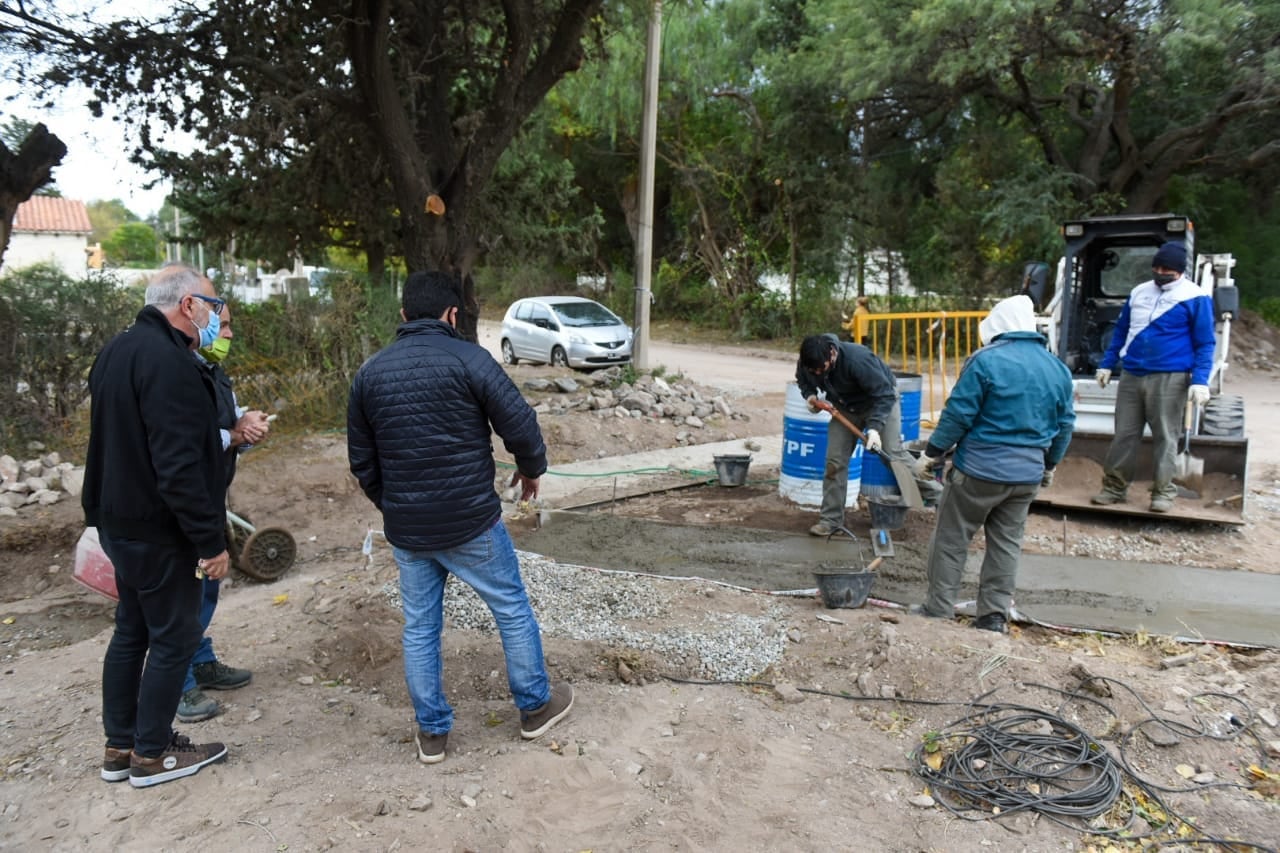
1172,401,1204,498
814,400,924,510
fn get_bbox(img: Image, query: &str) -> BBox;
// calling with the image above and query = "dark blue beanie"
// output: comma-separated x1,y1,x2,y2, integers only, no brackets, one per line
1152,241,1187,273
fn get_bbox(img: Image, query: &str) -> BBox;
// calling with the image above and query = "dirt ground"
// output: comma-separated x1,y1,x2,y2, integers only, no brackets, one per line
2,358,1280,851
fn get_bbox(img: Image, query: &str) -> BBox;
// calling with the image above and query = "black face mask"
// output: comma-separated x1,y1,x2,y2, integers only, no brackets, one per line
1153,272,1179,287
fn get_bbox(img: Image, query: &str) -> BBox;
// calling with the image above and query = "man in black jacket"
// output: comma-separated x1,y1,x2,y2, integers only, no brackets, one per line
795,333,940,536
348,271,572,765
82,264,230,788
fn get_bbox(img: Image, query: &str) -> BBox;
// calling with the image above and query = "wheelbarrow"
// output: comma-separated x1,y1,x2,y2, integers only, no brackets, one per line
226,509,297,581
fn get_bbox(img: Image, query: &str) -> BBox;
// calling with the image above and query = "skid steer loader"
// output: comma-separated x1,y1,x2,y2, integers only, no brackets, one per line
1020,214,1248,524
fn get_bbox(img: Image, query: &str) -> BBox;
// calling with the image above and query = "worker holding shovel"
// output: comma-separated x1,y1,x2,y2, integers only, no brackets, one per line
795,333,941,537
1091,241,1217,513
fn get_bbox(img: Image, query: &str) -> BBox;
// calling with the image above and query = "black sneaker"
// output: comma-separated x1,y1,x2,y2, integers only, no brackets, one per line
176,688,219,723
416,730,448,765
129,732,227,788
973,613,1008,634
193,660,252,690
521,682,574,739
101,746,132,783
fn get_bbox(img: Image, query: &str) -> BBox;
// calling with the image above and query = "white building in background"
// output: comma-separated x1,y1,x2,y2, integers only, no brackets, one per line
0,196,93,278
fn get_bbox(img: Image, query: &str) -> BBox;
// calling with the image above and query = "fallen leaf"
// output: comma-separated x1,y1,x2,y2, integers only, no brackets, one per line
1175,764,1196,779
2,617,13,625
273,593,289,606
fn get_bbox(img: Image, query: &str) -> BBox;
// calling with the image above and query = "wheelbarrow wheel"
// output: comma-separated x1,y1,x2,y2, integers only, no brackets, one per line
239,527,297,581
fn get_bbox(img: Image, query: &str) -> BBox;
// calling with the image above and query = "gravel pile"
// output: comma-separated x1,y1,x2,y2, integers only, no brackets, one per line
381,551,789,681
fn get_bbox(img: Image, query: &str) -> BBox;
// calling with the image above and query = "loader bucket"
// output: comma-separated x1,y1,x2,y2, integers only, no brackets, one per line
1034,431,1248,525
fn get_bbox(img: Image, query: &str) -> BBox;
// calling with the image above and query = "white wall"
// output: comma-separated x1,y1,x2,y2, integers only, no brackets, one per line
1,232,89,278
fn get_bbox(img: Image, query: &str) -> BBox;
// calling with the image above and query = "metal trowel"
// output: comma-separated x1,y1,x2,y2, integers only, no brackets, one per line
870,527,895,557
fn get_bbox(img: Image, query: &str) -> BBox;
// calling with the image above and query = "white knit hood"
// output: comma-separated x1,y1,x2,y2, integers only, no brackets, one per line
979,295,1037,345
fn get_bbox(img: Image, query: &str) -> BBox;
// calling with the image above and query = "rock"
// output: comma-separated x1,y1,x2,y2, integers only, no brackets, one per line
61,468,84,497
908,794,936,808
684,416,704,429
35,490,61,506
26,441,45,452
0,455,17,482
744,439,762,452
40,452,60,467
1265,740,1280,759
533,402,551,414
20,460,42,476
523,379,554,392
0,507,17,517
1,480,29,494
712,397,733,417
692,403,714,419
407,796,432,812
0,493,25,509
553,377,579,393
24,477,48,493
1257,708,1278,728
1143,725,1181,747
619,390,657,412
856,671,874,696
651,376,672,396
773,682,805,704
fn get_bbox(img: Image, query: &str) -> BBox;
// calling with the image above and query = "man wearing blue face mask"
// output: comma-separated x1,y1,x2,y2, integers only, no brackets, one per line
177,304,271,723
82,264,231,787
1091,241,1215,513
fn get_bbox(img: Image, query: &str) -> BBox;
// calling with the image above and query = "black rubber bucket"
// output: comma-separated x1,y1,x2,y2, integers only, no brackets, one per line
713,454,752,487
813,569,876,609
866,498,908,531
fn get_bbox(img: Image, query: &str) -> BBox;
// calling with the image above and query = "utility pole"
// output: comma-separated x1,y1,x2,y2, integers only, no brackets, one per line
632,0,662,371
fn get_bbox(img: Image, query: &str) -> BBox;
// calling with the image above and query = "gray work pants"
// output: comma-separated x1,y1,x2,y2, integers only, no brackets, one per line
921,469,1038,620
1101,372,1188,501
820,399,941,526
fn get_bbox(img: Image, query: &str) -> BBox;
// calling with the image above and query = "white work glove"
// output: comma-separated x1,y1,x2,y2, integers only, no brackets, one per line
864,429,881,454
1096,368,1111,388
1188,384,1210,406
911,453,940,480
806,395,820,414
1041,467,1055,488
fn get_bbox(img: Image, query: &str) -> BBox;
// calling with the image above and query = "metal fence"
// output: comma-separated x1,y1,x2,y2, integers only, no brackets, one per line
852,311,990,428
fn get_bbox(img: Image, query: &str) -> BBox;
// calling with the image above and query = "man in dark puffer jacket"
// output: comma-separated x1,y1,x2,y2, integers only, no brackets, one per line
348,271,573,765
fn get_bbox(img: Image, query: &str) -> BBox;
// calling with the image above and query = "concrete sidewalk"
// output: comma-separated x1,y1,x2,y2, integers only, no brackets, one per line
531,434,784,510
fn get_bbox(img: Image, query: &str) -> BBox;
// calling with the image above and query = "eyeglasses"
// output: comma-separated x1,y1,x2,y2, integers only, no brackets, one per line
190,294,226,313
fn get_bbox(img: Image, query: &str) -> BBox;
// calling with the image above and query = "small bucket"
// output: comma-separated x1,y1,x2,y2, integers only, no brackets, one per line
867,498,909,531
713,454,752,487
812,568,876,609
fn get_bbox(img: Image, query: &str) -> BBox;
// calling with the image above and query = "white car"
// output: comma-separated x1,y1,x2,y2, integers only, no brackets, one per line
499,296,633,369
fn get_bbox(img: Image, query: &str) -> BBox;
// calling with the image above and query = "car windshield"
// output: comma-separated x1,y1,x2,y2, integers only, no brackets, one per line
553,302,620,327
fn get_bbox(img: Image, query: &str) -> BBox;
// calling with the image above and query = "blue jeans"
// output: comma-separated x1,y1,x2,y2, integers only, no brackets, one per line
393,520,550,736
181,578,221,693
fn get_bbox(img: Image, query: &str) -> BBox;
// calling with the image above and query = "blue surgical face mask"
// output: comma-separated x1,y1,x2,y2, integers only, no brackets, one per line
194,303,221,349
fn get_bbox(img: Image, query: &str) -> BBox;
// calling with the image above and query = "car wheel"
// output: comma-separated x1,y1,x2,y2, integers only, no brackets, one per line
551,346,569,368
501,339,518,365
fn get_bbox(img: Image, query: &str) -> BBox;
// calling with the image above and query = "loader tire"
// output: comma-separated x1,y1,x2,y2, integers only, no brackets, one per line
1199,394,1245,437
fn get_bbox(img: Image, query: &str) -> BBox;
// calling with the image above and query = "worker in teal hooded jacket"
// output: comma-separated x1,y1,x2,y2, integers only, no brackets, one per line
911,295,1075,633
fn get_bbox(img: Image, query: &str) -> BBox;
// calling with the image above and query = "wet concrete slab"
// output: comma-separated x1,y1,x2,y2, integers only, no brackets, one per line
527,511,1280,648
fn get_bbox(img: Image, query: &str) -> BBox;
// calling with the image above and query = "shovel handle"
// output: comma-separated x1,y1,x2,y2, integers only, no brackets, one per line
1184,401,1194,432
866,556,884,572
815,400,887,461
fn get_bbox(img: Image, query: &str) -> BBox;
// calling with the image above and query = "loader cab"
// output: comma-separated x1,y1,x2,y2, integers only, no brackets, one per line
1053,214,1194,376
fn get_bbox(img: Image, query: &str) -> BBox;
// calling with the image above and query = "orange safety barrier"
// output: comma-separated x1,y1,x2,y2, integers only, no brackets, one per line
852,311,990,428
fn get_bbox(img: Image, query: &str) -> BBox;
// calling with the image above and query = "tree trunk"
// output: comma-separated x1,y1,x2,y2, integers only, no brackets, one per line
0,124,67,268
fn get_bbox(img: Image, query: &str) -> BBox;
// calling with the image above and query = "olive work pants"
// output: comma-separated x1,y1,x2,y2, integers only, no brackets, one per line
921,468,1038,620
1100,372,1189,502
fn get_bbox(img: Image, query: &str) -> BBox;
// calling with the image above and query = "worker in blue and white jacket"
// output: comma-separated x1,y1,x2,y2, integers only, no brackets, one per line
1091,241,1216,513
